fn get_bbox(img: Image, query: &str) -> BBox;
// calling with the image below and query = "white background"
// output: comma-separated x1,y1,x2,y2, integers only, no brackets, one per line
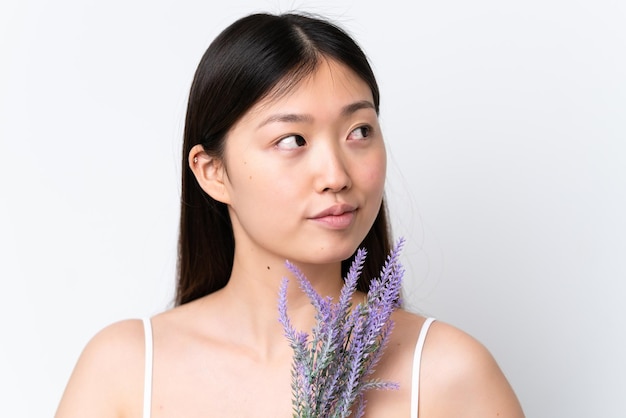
1,0,624,416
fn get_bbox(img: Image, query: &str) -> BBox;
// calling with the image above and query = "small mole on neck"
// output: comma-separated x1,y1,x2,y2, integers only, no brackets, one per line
267,266,270,270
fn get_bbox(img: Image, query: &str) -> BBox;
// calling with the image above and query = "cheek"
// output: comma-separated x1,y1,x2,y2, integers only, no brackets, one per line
361,148,387,192
231,159,302,206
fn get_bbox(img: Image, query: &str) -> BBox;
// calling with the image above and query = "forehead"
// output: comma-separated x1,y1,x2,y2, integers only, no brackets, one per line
241,58,374,122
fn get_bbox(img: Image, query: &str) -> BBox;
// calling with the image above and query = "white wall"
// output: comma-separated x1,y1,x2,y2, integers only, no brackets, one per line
1,0,624,416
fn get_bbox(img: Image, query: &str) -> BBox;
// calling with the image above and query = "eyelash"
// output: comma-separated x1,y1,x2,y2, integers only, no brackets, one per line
348,125,371,141
275,134,307,150
275,125,373,150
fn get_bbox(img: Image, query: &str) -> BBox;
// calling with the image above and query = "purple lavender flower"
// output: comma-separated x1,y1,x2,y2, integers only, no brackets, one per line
278,239,405,418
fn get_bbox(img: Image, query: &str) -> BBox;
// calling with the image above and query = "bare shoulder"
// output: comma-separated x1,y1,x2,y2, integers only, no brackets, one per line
55,319,145,418
420,320,525,418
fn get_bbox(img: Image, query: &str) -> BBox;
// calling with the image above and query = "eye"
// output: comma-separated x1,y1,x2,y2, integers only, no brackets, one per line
276,134,307,150
348,125,371,141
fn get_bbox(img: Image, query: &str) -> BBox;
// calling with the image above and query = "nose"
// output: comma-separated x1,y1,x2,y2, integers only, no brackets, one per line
314,143,352,193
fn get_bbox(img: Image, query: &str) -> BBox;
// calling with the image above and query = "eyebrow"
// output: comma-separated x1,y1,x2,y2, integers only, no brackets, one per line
341,100,376,116
257,100,376,128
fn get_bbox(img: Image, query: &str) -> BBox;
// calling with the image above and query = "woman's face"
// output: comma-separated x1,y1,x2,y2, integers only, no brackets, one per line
209,59,386,266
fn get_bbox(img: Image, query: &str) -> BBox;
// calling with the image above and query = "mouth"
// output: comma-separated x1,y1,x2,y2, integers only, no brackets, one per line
309,204,357,229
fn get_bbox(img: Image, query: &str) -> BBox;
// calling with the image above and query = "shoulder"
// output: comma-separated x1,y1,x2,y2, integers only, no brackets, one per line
55,319,146,418
420,319,525,417
381,311,524,417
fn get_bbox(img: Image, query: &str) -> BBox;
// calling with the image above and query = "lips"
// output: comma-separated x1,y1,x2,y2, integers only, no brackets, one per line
309,204,357,229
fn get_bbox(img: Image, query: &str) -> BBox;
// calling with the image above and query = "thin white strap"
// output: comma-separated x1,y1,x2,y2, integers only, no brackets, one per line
410,317,436,418
142,318,153,418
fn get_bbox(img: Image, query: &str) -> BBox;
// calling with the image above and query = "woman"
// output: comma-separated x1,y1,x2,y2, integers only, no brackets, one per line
56,12,524,417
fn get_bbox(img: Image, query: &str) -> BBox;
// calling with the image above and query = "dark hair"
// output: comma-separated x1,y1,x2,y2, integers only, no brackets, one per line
176,12,392,306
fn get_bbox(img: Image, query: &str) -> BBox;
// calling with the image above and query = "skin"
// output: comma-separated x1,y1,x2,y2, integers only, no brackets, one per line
56,58,524,417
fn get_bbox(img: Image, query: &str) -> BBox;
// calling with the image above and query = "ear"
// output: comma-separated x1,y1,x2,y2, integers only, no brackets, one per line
189,144,231,205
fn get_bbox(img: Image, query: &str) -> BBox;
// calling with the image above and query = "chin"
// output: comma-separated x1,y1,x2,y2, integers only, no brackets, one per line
303,238,362,264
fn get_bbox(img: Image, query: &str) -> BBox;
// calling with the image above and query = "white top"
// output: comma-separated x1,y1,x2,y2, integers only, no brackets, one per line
411,317,436,418
141,316,435,418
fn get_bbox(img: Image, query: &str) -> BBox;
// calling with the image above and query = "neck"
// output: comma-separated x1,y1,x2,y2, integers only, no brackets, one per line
211,253,346,357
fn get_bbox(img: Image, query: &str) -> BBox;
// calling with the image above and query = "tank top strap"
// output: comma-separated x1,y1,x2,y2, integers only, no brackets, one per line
410,317,436,418
142,317,153,418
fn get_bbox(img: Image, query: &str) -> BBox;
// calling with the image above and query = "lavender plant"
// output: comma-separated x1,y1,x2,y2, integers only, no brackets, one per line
278,239,405,418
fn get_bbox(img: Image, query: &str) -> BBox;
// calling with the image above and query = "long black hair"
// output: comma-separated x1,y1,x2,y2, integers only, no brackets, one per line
176,13,392,306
